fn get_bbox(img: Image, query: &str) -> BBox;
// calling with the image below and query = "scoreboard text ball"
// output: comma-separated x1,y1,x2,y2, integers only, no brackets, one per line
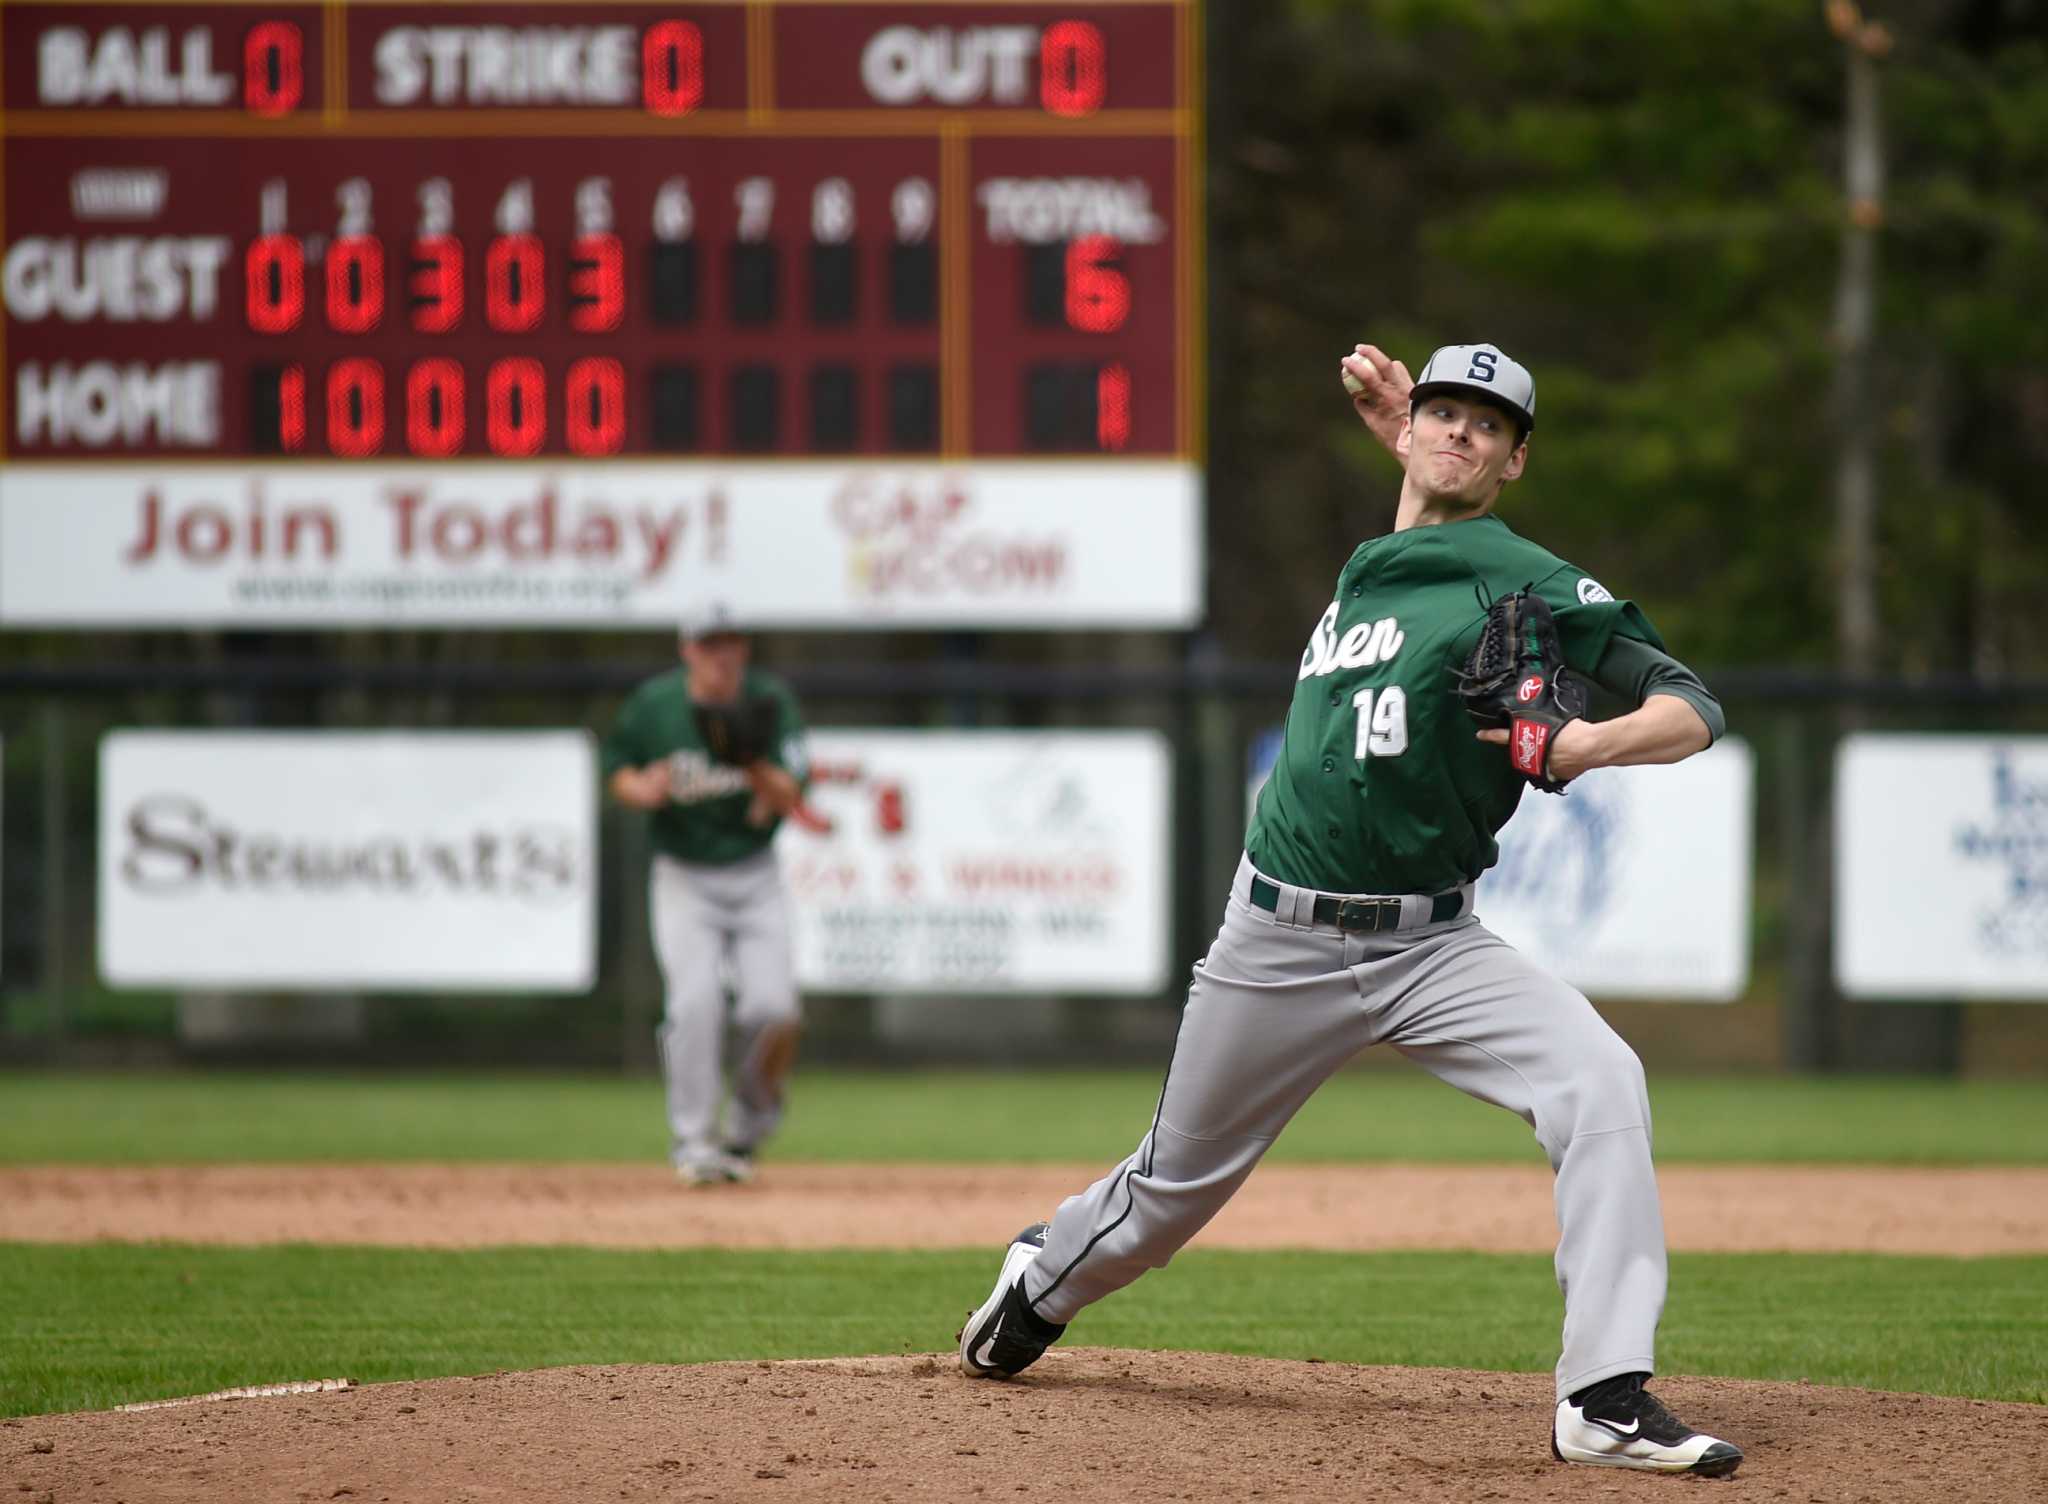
2,2,1198,461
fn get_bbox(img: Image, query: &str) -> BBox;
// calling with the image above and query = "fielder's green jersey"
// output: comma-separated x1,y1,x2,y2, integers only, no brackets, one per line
601,667,809,866
1246,513,1663,895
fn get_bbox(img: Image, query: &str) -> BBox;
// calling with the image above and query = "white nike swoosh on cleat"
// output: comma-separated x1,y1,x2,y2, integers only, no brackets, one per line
1594,1418,1641,1439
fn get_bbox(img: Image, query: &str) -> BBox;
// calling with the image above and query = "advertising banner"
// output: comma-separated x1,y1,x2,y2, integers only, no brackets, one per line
1476,739,1756,1000
98,731,596,990
0,462,1200,629
1243,731,1754,1001
1835,734,2048,999
778,730,1170,994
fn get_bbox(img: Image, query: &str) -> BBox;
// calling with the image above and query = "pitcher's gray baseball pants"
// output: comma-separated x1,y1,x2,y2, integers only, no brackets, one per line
650,849,800,1165
1019,852,1665,1401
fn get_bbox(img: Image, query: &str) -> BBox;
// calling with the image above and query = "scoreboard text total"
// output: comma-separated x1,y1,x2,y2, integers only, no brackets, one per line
2,2,1196,461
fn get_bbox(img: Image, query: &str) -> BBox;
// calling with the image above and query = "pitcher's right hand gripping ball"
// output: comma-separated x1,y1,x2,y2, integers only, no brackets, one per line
1456,590,1586,794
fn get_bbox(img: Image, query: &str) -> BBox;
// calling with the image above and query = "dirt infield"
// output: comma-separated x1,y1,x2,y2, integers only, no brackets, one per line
4,1162,2046,1254
11,1164,2045,1500
11,1352,2048,1504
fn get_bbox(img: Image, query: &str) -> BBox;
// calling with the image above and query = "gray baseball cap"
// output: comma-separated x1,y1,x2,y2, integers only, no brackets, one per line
678,599,744,641
1409,343,1535,434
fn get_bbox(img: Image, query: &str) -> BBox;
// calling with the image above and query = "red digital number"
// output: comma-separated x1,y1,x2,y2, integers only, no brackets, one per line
568,234,625,332
244,22,304,117
1097,362,1131,451
643,20,705,116
566,358,626,455
1041,20,1107,117
278,365,307,452
327,358,385,456
485,235,546,332
486,358,546,455
409,236,464,332
245,235,305,333
405,359,466,457
325,236,385,333
1065,236,1129,333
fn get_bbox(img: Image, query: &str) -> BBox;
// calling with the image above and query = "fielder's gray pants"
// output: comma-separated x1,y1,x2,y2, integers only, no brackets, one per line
1020,853,1665,1401
650,849,800,1164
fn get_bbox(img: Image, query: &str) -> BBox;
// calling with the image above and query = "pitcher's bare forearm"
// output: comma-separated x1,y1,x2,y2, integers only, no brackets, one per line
1548,693,1712,781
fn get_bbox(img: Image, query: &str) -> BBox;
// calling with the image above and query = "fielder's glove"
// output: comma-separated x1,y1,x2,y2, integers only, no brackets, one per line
1455,589,1587,794
693,696,780,767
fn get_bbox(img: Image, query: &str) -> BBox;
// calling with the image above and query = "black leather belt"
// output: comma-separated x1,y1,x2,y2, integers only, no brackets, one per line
1247,875,1465,932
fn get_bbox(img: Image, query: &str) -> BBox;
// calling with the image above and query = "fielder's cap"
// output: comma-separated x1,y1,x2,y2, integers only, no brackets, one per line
1409,343,1536,434
678,600,744,641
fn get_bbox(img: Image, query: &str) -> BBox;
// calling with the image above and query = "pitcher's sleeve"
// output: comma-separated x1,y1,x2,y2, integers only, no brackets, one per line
1532,565,1667,675
1587,635,1726,744
600,688,654,779
767,678,812,789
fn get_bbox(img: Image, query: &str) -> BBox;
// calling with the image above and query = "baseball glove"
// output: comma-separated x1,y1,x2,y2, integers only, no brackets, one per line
693,695,780,767
1455,588,1586,794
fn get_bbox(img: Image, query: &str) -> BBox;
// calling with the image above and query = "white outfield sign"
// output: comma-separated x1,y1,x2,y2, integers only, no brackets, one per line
1477,739,1755,1001
98,732,597,991
1836,735,2048,1000
777,731,1170,995
0,462,1201,629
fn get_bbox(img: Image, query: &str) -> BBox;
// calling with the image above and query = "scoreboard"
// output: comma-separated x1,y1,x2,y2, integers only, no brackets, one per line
0,1,1202,628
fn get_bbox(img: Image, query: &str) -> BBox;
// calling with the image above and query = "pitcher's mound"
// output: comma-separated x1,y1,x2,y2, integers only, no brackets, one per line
15,1350,2045,1502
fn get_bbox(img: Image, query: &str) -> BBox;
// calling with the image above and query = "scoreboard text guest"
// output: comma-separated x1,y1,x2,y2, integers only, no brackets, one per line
2,1,1199,466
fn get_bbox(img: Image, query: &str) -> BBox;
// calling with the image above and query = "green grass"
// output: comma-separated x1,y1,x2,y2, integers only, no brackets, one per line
4,1243,2043,1417
3,1070,2046,1165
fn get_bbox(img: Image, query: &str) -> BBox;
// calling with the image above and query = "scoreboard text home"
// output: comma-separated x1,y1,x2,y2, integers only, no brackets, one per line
1,1,1201,464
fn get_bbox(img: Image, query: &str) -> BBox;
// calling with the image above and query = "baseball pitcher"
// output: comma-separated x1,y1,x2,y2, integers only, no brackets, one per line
958,343,1744,1477
604,602,811,1186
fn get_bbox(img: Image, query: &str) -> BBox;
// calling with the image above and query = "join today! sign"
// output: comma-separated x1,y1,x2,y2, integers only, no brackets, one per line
778,729,1171,995
0,462,1200,628
98,730,597,991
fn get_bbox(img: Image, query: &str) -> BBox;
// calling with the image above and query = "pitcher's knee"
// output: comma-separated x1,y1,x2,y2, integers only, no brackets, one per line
1540,1038,1650,1153
1130,1125,1265,1239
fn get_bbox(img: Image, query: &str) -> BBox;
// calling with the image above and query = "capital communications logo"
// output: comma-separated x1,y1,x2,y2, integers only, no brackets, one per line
1485,775,1625,929
831,475,1067,600
1954,748,2048,957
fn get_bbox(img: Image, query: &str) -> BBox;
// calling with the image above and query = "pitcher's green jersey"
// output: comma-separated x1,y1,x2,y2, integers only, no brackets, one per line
601,666,808,866
1246,514,1663,895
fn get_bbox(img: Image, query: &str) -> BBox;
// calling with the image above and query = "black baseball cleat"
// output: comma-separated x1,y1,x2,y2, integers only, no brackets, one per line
958,1222,1066,1379
1552,1373,1743,1476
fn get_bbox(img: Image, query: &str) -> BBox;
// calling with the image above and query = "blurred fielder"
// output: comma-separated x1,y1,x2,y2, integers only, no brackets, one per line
604,603,813,1186
958,343,1744,1477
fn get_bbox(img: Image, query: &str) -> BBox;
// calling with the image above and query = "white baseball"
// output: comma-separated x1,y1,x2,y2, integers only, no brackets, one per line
1341,367,1367,397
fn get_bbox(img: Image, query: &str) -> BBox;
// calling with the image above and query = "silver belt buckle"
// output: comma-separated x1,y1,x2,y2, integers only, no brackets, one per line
1337,897,1398,933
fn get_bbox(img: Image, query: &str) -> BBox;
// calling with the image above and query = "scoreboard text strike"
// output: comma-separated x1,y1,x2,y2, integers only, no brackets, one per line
1,1,1199,463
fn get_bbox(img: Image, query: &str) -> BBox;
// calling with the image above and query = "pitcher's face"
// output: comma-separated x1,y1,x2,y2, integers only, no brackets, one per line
680,633,750,703
1397,395,1528,507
